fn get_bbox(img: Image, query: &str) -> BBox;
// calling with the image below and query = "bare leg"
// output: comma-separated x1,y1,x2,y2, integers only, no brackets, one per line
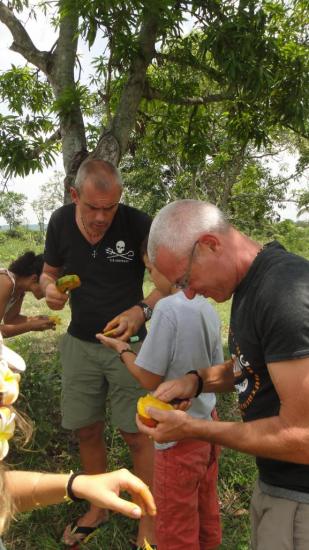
63,421,108,544
121,429,156,546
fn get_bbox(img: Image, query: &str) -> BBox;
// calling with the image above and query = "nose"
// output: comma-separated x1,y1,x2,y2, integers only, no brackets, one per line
184,287,196,300
94,209,107,223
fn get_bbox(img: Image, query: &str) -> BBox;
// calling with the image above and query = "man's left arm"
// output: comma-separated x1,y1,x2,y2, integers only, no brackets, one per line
103,288,163,341
137,357,309,464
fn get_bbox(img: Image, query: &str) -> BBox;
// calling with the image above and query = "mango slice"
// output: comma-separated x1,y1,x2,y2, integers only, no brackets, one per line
137,394,174,427
48,315,62,325
56,274,81,293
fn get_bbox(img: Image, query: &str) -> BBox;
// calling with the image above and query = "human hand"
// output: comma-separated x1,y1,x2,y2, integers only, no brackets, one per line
45,283,69,310
96,333,129,354
103,305,144,341
136,408,191,443
72,468,157,519
27,316,57,331
153,375,198,403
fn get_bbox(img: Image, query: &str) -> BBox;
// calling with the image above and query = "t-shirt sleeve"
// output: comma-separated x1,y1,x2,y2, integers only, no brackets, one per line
44,210,64,267
130,209,152,245
135,304,175,376
211,325,225,364
255,265,309,363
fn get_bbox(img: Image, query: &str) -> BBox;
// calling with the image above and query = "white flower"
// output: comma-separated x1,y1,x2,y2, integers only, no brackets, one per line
0,407,16,460
0,360,20,406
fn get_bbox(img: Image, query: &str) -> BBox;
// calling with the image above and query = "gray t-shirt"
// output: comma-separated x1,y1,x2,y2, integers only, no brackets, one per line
135,292,224,449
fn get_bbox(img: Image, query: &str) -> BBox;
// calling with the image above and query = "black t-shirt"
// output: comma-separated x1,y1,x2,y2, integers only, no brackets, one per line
44,203,151,342
229,241,309,492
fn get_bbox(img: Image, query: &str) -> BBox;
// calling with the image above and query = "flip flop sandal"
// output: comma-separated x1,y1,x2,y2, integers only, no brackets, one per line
63,518,108,547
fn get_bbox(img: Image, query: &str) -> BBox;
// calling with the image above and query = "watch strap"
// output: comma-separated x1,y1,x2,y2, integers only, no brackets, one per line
185,370,204,398
137,301,153,321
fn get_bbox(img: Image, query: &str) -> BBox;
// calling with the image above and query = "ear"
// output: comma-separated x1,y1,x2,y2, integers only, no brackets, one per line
198,234,219,252
70,186,79,204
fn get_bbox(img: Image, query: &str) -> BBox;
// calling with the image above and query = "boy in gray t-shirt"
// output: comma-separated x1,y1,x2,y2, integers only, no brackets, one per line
97,251,223,550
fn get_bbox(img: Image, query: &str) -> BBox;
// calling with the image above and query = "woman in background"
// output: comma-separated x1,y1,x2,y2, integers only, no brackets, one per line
0,251,55,336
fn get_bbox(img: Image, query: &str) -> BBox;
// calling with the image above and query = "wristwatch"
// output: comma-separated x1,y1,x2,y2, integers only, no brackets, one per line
137,301,153,322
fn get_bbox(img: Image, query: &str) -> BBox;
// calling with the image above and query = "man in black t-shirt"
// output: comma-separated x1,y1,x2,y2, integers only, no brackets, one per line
136,199,309,550
40,159,159,549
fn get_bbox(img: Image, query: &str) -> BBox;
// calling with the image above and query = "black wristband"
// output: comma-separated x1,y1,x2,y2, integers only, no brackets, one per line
119,348,137,363
66,471,84,502
185,370,204,398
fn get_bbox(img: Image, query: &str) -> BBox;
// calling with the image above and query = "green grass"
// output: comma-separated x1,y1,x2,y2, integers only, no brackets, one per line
1,232,258,549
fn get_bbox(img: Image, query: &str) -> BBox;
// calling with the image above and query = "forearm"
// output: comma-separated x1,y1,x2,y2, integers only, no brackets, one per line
185,414,309,464
5,471,71,511
143,288,163,309
122,353,146,385
4,313,27,325
0,321,32,337
40,272,57,295
122,354,160,390
199,361,235,394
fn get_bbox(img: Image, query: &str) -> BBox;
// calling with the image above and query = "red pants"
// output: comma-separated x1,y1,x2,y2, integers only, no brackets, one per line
154,438,221,550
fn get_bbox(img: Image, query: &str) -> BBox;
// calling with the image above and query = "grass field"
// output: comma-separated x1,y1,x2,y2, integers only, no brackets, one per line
4,228,305,549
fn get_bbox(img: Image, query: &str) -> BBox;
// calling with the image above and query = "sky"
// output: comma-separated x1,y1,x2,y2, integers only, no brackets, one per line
0,5,100,225
0,6,307,225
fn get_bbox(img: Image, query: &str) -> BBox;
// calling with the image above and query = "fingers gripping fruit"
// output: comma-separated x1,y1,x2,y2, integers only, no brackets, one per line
137,394,174,427
48,315,62,325
55,274,81,293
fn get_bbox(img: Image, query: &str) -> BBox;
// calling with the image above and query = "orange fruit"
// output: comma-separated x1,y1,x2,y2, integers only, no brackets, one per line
137,394,174,427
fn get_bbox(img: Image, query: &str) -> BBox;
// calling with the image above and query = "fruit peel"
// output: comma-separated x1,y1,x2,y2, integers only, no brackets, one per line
56,274,81,293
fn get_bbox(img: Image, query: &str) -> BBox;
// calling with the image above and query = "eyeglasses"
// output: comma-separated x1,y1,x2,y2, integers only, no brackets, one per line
174,241,199,290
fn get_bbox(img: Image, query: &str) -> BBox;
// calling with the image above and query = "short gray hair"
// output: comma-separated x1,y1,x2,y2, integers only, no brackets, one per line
148,200,229,262
74,158,123,194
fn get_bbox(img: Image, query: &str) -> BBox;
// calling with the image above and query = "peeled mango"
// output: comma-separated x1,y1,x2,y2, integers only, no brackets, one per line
56,274,81,293
137,394,174,427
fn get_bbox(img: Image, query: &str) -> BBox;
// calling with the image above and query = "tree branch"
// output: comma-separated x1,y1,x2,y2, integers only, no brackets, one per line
0,2,52,73
284,123,309,140
154,51,224,84
95,6,162,161
143,83,233,105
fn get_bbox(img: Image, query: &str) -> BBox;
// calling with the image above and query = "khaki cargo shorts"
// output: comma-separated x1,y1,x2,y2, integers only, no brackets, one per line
250,480,309,550
59,333,147,433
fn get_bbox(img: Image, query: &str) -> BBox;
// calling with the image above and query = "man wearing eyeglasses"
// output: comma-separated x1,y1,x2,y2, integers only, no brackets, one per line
137,199,309,550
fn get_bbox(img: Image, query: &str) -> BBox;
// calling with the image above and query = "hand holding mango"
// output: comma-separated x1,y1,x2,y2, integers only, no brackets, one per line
48,315,62,325
137,394,174,427
103,328,140,343
55,274,81,293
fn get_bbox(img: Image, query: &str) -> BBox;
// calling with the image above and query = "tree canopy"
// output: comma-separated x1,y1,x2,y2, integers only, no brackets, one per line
0,0,308,216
